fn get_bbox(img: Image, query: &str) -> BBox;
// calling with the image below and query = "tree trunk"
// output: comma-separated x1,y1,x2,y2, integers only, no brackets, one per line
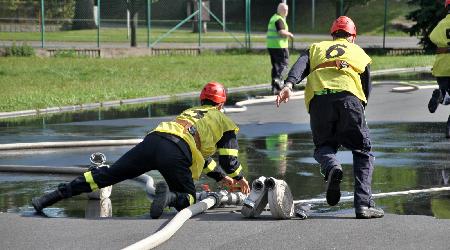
73,0,96,30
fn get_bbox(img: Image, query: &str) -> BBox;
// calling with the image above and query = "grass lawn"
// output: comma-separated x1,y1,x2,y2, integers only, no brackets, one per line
0,54,434,112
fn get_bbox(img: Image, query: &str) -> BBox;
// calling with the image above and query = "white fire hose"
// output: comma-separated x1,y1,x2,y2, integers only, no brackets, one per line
123,191,246,250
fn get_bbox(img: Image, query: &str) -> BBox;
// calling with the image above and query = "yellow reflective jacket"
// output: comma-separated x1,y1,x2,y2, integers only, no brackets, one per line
305,38,372,111
266,14,289,48
430,14,450,77
152,105,239,180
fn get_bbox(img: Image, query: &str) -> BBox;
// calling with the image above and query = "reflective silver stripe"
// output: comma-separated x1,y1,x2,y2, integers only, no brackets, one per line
218,148,238,156
84,171,99,191
228,164,242,178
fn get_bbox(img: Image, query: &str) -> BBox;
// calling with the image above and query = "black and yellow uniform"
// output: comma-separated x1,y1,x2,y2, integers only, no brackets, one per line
55,105,244,211
285,38,376,208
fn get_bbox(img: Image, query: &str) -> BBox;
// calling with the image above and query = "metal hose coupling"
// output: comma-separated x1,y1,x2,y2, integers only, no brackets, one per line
241,176,269,218
206,190,246,208
87,152,113,200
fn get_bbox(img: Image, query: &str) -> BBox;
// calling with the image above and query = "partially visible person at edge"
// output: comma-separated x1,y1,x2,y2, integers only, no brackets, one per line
275,16,384,219
266,2,294,95
31,82,250,219
427,0,450,138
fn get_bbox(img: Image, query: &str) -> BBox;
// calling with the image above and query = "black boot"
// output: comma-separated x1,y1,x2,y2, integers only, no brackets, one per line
355,206,384,219
325,166,343,206
32,190,64,212
150,182,177,219
271,78,284,95
428,89,443,113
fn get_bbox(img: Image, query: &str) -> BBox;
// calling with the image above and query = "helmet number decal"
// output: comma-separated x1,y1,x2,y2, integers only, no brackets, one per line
325,44,347,59
182,109,208,122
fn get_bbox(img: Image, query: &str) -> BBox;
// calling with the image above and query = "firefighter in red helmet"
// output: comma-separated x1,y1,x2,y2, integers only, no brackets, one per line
276,16,384,219
427,0,450,137
31,82,250,219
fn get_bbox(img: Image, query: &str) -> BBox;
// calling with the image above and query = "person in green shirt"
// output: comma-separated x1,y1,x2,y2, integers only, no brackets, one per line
266,3,294,95
427,0,450,138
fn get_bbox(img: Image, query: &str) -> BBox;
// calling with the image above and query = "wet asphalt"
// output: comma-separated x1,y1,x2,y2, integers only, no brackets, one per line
1,84,450,250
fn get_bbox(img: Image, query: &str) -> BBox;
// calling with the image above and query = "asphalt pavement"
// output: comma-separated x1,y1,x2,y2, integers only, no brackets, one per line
1,84,450,250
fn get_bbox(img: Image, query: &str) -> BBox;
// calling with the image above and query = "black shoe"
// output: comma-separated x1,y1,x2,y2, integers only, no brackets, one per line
271,78,284,95
355,206,384,219
31,190,64,212
428,89,442,113
150,182,177,219
325,167,343,206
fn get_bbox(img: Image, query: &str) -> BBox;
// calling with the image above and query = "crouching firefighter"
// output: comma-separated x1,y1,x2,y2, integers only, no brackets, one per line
31,82,251,218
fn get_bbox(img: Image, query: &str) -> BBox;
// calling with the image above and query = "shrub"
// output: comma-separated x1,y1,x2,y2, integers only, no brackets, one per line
5,43,35,57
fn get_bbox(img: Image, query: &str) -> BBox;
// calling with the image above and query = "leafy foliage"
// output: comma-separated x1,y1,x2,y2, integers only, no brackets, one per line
5,43,34,57
329,0,372,17
406,0,447,51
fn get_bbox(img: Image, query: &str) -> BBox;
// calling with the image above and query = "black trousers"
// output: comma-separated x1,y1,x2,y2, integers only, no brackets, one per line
309,92,375,208
268,48,289,81
59,132,195,211
437,77,450,99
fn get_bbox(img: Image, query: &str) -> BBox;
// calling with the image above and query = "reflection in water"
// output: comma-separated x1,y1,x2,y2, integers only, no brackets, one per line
0,119,449,218
85,199,112,218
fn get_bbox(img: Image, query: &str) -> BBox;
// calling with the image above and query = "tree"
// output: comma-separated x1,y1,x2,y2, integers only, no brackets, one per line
73,0,96,30
406,0,447,52
330,0,372,18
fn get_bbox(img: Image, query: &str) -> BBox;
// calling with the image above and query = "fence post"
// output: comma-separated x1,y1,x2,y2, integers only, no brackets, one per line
40,0,45,48
97,0,101,48
198,0,202,48
291,0,295,50
245,0,251,49
311,0,315,30
147,0,151,48
291,0,295,34
382,0,387,49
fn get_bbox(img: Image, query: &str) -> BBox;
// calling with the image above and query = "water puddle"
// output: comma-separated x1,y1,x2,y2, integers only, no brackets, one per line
0,73,449,219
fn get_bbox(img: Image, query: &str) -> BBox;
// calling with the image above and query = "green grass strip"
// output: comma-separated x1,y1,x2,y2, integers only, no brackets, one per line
0,54,435,112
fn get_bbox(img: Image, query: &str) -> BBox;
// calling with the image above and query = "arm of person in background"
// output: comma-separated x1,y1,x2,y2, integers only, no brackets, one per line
360,64,371,106
276,49,310,107
276,19,294,39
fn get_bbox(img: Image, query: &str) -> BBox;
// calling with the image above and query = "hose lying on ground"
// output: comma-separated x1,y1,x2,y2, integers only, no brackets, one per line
123,191,245,250
123,197,216,250
0,164,155,198
293,186,450,205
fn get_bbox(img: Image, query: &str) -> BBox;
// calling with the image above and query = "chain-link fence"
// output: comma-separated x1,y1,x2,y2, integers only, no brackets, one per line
0,0,419,49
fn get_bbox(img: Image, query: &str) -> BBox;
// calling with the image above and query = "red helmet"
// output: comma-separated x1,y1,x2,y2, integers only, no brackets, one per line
330,16,357,37
446,0,450,8
200,82,227,104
